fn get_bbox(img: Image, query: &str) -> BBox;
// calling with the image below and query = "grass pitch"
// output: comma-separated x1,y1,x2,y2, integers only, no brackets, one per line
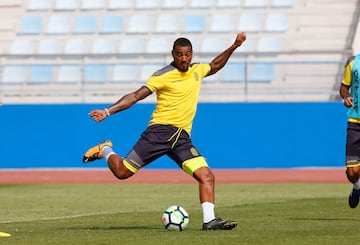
0,183,358,245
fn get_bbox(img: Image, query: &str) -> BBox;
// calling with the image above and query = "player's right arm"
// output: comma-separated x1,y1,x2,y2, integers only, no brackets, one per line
89,86,152,122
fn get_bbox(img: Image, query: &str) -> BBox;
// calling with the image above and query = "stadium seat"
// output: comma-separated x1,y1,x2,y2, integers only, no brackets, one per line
119,38,145,53
216,0,241,8
190,0,213,8
243,0,268,8
91,39,116,54
238,13,263,32
54,0,78,11
30,65,53,83
128,14,153,34
210,14,235,32
162,0,186,9
81,0,104,10
37,39,62,54
155,14,180,33
201,38,226,52
249,63,274,82
272,0,294,8
101,15,124,34
64,39,88,54
135,0,160,9
257,37,281,51
183,14,206,33
107,0,132,10
265,13,289,32
46,15,71,34
2,65,27,83
73,15,97,34
85,64,108,82
147,38,171,53
27,0,52,11
10,40,35,54
19,16,42,34
57,65,82,82
223,63,246,82
112,64,138,82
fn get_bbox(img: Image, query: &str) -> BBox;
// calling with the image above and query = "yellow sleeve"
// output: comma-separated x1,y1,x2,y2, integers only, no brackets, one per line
342,58,355,86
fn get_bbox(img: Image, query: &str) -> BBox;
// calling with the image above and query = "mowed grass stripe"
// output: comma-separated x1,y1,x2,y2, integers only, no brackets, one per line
0,183,358,245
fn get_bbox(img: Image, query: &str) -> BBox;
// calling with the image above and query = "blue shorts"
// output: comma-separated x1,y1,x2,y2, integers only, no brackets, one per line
123,124,208,174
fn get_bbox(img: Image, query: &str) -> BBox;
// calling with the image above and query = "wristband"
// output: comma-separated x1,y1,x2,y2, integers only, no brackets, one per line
104,108,110,117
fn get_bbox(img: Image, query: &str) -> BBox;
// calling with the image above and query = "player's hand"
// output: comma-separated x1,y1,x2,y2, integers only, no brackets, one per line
234,32,246,47
343,96,354,108
89,109,108,122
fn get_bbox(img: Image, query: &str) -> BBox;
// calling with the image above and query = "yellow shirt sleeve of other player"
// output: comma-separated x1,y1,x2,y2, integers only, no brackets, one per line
145,63,211,134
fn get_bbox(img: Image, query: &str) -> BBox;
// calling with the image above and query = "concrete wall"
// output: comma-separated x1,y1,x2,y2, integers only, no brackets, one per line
0,102,348,169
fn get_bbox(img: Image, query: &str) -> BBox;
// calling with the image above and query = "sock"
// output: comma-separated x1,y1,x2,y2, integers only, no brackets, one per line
353,178,360,190
102,146,116,162
202,202,215,223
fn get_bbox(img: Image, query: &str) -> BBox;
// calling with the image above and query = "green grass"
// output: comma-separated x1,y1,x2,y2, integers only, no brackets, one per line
0,183,358,245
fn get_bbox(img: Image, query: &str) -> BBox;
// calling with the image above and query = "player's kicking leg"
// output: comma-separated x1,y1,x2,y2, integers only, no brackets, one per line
82,140,113,163
346,166,360,208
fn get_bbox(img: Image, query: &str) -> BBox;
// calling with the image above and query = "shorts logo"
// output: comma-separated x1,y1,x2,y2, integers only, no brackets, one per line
190,147,199,156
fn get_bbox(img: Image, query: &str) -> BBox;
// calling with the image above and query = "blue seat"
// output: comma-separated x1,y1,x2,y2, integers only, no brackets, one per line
147,38,171,53
101,15,124,34
19,16,42,34
201,38,226,52
30,65,53,83
249,63,274,82
183,14,206,33
223,63,246,82
85,64,108,83
57,65,82,82
74,15,97,34
2,65,27,83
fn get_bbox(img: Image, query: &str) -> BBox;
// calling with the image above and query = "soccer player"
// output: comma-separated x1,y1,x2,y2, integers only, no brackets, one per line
83,33,247,230
339,53,360,208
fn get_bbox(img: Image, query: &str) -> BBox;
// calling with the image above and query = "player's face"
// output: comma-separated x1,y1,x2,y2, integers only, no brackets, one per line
172,45,192,72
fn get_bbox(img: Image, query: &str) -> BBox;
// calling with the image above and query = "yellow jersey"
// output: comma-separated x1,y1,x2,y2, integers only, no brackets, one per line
145,63,211,134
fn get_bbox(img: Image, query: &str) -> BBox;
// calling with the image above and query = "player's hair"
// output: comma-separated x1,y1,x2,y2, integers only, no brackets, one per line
173,37,192,51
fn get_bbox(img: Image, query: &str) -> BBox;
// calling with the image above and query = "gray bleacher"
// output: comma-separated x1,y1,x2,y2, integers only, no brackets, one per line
0,0,359,103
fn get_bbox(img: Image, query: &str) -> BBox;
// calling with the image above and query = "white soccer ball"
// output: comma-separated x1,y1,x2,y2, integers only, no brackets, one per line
162,205,189,231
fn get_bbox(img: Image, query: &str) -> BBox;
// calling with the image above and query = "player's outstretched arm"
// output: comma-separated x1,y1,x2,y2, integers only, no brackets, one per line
208,32,246,76
88,86,152,122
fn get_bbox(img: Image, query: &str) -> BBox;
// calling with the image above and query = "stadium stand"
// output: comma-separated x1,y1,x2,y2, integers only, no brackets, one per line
0,0,359,103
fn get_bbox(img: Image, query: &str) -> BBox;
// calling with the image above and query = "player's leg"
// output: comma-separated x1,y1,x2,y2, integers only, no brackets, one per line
82,140,134,179
183,158,237,230
345,122,360,208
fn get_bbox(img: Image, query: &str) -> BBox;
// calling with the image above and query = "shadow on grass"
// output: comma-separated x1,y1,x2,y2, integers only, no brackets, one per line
289,217,360,222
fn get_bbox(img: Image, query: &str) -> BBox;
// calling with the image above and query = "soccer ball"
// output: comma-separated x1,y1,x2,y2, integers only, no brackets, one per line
162,205,189,231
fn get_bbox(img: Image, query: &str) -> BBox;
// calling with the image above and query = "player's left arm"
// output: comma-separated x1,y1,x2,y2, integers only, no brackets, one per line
207,32,246,76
